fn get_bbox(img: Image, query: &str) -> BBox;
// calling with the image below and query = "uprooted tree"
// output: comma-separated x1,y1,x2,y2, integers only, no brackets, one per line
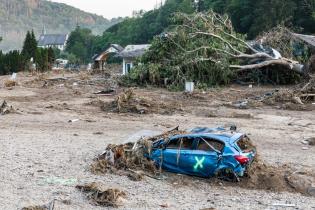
129,11,311,88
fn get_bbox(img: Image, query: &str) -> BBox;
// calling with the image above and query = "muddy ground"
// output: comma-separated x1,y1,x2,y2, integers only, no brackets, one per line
0,71,315,210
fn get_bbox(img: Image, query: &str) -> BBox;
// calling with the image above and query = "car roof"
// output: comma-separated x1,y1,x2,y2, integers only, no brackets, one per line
170,132,243,144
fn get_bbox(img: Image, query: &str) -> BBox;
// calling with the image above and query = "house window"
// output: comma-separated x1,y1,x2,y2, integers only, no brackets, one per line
126,63,132,74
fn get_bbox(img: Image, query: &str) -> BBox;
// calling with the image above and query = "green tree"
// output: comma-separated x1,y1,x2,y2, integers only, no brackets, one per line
35,48,52,72
0,50,26,75
66,26,95,63
22,30,38,61
248,0,296,38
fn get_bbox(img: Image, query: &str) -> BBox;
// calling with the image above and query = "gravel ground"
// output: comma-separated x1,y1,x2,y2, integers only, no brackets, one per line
0,73,315,210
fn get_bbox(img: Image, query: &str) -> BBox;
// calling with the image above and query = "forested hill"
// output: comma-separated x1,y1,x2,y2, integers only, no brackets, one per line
95,0,315,52
0,0,122,51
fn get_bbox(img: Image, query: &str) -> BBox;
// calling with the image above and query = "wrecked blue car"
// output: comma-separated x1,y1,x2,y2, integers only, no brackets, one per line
148,127,256,181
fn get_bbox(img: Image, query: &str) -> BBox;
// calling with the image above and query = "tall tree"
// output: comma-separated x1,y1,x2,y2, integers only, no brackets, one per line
66,26,94,63
22,30,38,61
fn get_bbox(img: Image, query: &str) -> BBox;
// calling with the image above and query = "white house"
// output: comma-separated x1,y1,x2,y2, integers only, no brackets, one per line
118,44,151,75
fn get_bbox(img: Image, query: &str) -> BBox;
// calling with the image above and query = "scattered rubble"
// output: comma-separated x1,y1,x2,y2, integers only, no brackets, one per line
307,138,315,146
4,79,18,87
0,100,14,115
228,77,315,110
22,206,48,210
76,182,126,207
101,88,182,114
94,88,115,95
22,200,55,210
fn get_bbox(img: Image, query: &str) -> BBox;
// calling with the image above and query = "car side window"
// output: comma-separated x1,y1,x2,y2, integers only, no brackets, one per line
166,137,194,150
205,138,224,151
180,137,194,150
197,139,212,151
197,138,224,152
166,139,180,149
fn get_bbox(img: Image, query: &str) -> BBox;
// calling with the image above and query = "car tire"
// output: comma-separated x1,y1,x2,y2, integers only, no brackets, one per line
217,168,240,182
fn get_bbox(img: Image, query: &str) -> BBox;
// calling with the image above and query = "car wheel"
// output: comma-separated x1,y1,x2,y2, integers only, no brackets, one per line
217,168,240,182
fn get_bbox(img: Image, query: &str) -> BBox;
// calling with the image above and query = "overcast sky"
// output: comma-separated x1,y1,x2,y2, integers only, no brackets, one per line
51,0,164,19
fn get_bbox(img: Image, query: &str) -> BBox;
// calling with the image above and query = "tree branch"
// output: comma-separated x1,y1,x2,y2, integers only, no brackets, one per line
230,59,304,74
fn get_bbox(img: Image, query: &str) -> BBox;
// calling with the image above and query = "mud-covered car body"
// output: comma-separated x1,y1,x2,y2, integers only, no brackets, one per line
148,127,256,180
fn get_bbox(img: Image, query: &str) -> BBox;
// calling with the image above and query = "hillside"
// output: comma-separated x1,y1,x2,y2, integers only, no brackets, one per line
0,0,122,51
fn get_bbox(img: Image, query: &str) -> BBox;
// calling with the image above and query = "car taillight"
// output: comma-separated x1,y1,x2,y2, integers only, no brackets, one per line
234,155,249,165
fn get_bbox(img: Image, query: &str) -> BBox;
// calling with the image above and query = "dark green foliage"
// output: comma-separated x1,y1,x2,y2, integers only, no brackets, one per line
93,0,195,54
48,48,55,67
0,50,26,75
94,0,315,50
66,26,95,64
35,48,55,72
0,31,26,75
21,30,38,61
200,0,315,38
35,48,47,72
124,11,307,88
64,0,315,64
126,12,238,88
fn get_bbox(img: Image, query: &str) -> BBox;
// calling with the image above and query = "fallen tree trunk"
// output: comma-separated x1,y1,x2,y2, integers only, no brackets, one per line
231,59,305,75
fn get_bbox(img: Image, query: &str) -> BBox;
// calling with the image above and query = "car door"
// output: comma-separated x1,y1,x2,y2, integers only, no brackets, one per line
177,136,196,175
189,137,221,177
161,137,181,173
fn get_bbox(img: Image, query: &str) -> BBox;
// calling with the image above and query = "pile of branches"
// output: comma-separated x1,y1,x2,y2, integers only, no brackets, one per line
231,77,315,110
128,11,309,88
264,77,315,106
101,89,181,114
91,127,186,178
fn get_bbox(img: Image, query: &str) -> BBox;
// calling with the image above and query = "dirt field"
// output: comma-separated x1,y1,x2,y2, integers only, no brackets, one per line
0,71,315,210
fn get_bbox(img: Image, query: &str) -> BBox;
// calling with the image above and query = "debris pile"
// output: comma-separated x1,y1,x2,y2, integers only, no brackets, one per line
76,182,126,207
102,88,181,114
230,77,315,110
22,200,55,210
262,78,315,110
91,127,186,178
22,206,47,210
4,79,17,87
0,100,14,115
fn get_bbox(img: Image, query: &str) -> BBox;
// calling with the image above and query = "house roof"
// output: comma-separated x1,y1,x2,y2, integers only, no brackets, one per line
38,34,68,46
292,33,315,47
110,44,124,52
118,44,151,58
93,44,124,61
